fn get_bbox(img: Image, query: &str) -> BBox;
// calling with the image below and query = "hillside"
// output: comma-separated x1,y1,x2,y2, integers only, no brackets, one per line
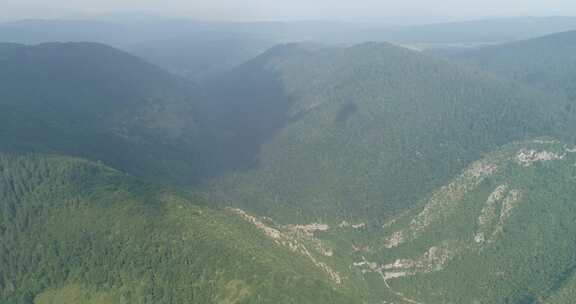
4,143,576,304
198,42,576,223
379,16,576,45
452,30,576,101
0,42,207,183
0,153,360,304
128,33,274,81
346,139,576,303
4,20,576,304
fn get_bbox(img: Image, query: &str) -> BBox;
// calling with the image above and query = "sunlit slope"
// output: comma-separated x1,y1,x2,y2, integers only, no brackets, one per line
351,139,576,304
202,42,574,223
0,154,359,304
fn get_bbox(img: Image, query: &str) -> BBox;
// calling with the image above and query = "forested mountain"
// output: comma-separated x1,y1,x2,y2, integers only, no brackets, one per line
0,19,276,80
0,154,359,304
352,139,576,303
452,30,576,100
199,42,576,223
4,17,576,77
0,42,205,183
3,22,576,304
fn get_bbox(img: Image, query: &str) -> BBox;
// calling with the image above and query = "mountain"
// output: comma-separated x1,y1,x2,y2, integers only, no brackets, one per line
127,33,274,81
5,17,576,45
378,16,576,45
0,20,121,45
198,42,575,224
349,139,576,303
0,19,281,46
0,42,205,183
451,30,576,101
4,26,576,304
0,153,360,304
4,17,576,73
0,19,277,80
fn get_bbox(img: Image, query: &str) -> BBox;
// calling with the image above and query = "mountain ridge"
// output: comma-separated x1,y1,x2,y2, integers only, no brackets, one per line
0,152,361,304
199,41,575,224
450,30,576,100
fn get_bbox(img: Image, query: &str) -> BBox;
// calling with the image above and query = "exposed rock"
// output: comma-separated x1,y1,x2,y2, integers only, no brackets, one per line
229,208,282,239
384,159,498,248
475,187,522,244
229,208,341,284
382,243,458,278
516,149,565,167
287,223,330,236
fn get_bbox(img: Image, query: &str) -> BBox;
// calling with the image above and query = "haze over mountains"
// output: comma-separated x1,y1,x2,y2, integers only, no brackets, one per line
3,16,576,79
0,42,208,183
451,29,576,101
2,15,576,304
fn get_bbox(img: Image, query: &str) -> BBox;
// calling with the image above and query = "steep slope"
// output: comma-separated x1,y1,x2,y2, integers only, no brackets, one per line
0,42,206,183
352,139,576,304
199,42,575,223
0,153,360,304
452,30,576,101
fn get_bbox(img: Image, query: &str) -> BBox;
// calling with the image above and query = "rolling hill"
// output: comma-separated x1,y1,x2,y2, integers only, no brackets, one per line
198,42,576,223
452,30,576,101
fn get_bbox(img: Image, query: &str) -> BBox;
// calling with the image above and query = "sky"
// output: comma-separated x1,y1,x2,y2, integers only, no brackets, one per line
2,0,576,24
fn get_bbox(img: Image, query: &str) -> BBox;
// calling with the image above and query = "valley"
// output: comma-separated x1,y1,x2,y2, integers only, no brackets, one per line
2,15,576,304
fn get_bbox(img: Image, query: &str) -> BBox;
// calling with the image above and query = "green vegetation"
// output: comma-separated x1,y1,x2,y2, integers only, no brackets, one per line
353,140,576,303
0,154,357,304
4,32,576,304
0,42,209,184
454,30,576,101
200,42,576,223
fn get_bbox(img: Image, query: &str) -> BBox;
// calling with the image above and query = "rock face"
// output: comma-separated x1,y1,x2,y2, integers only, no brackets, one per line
354,139,576,304
516,149,565,167
230,139,576,303
228,208,341,284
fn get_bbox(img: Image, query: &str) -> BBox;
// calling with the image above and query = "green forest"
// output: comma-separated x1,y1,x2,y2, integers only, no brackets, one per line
2,18,576,304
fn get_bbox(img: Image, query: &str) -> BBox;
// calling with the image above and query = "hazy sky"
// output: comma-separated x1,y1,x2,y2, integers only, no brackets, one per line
3,0,576,23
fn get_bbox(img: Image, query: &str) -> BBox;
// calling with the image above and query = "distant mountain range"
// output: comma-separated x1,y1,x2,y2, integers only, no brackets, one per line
3,16,576,79
450,29,576,101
